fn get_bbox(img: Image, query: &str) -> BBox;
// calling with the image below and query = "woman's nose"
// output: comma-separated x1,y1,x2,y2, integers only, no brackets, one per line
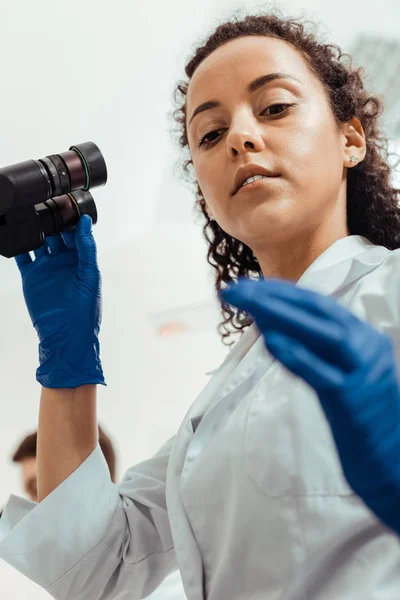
226,118,265,157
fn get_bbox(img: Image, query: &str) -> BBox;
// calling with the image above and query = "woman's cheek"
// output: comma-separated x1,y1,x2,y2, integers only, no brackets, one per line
196,162,218,202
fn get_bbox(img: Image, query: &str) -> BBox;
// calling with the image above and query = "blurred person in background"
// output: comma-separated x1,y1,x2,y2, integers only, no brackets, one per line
0,427,115,517
2,8,400,600
11,425,117,501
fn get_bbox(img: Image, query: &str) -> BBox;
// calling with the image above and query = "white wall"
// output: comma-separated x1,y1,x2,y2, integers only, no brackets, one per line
0,0,398,598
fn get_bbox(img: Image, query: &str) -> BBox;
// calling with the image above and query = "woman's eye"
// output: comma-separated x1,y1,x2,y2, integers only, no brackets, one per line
198,129,223,149
197,104,293,149
262,103,293,116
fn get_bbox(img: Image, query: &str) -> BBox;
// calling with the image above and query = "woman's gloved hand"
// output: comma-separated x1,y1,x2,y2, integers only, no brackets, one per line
223,277,400,535
15,215,105,389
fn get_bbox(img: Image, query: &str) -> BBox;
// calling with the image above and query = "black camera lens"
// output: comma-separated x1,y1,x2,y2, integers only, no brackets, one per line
0,141,106,258
0,141,107,217
35,190,97,238
38,141,108,199
68,142,108,190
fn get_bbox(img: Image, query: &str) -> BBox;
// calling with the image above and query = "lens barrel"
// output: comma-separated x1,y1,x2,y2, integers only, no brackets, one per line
35,190,98,238
0,142,107,215
38,141,107,199
0,142,106,258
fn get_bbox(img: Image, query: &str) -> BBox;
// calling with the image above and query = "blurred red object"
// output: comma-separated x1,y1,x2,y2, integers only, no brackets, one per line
157,320,189,337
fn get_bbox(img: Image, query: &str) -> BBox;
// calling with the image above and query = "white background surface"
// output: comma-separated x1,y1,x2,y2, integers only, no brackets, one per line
0,1,398,598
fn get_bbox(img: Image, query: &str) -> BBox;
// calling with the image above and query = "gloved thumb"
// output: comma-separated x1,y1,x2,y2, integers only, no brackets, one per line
75,214,98,269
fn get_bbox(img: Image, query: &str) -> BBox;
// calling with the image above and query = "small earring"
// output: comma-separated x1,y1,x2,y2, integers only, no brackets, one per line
208,212,215,221
349,155,358,164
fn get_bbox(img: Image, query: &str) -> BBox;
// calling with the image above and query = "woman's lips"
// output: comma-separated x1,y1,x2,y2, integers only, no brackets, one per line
233,175,280,196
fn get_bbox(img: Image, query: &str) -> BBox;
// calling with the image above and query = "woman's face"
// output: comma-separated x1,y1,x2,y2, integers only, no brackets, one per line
186,36,360,252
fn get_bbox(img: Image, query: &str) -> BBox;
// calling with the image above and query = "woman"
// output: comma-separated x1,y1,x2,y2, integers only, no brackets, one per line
1,11,400,600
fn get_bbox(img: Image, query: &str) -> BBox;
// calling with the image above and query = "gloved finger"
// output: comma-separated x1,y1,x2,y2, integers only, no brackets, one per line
222,280,359,372
75,215,98,269
254,278,376,362
250,278,355,325
15,253,32,274
264,330,346,396
45,234,66,255
33,245,49,259
61,229,77,251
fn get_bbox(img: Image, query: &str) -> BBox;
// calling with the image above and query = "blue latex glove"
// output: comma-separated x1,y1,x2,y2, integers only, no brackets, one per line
222,278,400,535
15,215,105,389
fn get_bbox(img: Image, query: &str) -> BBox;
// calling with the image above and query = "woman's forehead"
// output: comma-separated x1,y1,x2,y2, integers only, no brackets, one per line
186,36,311,108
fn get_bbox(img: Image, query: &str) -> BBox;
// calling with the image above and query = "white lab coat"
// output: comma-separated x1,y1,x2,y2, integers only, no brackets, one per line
1,234,400,600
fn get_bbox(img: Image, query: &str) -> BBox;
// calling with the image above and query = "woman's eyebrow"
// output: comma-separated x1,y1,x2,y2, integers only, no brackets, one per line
248,71,301,93
188,72,301,126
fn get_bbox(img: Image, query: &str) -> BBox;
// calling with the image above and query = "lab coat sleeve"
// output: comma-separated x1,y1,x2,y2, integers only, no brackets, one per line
0,436,176,600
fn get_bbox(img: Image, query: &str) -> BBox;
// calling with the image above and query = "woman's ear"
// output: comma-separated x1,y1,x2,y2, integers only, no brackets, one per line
342,117,367,168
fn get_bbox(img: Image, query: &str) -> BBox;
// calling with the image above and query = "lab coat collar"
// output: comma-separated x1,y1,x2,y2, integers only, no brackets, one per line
208,235,390,376
296,234,389,297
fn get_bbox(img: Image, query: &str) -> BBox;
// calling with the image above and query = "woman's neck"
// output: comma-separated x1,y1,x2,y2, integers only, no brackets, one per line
255,225,350,282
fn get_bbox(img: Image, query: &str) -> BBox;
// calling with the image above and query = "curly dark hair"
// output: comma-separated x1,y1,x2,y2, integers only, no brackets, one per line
173,11,400,346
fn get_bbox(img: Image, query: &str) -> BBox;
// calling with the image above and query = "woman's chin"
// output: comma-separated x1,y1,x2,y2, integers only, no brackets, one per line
230,205,295,247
